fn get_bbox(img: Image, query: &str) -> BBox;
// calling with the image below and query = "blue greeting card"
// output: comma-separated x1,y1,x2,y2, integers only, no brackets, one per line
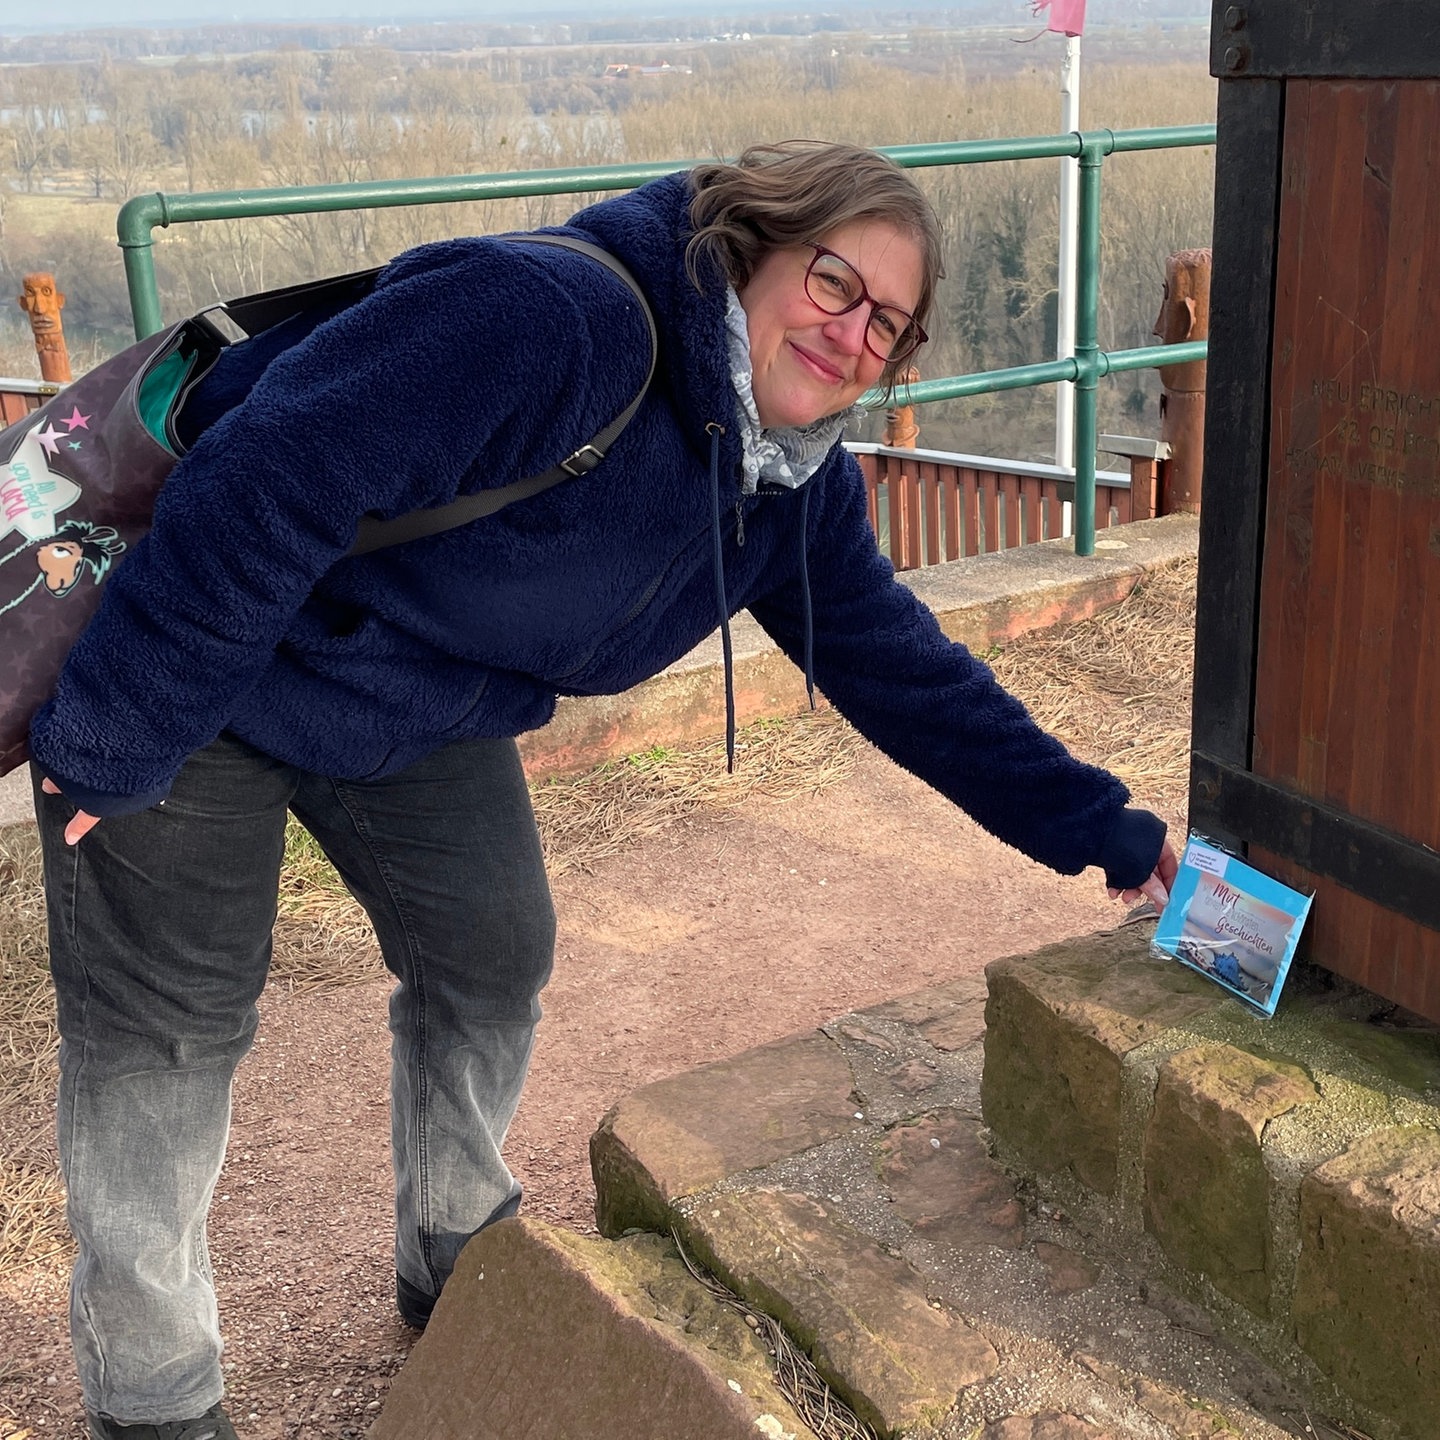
1152,833,1314,1016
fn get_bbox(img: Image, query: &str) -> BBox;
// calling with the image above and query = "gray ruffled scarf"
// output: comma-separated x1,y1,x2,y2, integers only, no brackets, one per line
724,288,861,495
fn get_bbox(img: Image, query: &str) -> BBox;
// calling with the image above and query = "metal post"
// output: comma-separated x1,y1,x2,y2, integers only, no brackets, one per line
1073,135,1110,557
121,245,164,341
1054,34,1081,470
117,193,168,339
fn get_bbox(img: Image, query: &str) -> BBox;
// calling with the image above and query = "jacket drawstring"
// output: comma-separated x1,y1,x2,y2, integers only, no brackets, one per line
706,422,736,773
798,485,816,711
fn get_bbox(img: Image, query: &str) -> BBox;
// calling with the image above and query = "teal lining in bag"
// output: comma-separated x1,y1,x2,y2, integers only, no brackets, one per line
137,347,198,455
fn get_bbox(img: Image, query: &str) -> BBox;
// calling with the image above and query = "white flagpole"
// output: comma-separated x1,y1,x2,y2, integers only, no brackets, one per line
1055,31,1081,472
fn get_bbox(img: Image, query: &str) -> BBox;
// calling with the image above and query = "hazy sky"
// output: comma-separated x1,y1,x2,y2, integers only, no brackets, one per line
4,1,1213,37
10,0,904,29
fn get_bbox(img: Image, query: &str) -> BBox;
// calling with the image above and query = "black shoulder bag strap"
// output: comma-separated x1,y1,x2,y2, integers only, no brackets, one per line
346,235,658,558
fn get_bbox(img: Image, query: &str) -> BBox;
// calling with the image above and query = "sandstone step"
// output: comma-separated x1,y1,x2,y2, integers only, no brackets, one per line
369,1218,818,1440
682,1188,999,1436
590,960,1310,1440
590,1029,865,1239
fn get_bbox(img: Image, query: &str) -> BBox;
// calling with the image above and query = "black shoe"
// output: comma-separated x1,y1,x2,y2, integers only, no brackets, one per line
396,1271,437,1331
86,1404,238,1440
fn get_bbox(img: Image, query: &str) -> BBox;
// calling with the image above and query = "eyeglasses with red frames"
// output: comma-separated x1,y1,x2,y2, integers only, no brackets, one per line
802,244,928,365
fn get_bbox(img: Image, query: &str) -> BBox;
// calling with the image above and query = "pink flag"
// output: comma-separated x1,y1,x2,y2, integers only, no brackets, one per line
1032,0,1086,36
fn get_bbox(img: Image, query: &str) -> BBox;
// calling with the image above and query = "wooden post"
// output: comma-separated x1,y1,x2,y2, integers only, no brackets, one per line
1127,455,1161,520
882,365,920,449
18,272,73,384
1153,247,1210,513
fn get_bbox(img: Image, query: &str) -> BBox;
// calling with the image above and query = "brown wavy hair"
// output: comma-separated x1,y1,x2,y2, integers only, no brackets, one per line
686,140,945,388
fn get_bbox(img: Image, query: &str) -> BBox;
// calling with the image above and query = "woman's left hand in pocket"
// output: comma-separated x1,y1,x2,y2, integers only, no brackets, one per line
41,777,102,846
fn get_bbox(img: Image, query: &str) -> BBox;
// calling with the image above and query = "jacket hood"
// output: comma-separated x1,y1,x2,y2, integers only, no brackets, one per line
562,174,736,451
566,172,768,767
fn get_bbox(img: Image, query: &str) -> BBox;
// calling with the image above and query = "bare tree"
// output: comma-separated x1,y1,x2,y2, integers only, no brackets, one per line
3,67,64,192
82,66,164,200
155,64,243,193
1,38,1216,421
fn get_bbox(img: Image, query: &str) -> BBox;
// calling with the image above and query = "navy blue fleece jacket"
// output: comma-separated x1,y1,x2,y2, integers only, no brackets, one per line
28,172,1163,889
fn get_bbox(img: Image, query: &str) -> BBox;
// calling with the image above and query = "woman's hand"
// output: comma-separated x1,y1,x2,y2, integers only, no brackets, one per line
1108,838,1179,911
41,777,101,846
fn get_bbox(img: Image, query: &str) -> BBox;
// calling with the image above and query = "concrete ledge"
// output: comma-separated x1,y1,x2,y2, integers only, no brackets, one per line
981,933,1440,1439
901,513,1198,652
522,621,813,780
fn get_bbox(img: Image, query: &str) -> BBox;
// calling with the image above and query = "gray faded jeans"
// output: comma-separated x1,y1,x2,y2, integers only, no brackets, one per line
34,733,555,1424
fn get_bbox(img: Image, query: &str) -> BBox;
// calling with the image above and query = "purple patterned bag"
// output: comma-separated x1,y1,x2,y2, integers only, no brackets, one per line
0,269,381,776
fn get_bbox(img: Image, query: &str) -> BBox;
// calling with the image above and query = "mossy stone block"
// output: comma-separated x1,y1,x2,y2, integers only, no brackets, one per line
982,931,1221,1195
1143,1043,1317,1317
1293,1125,1440,1436
372,1220,817,1440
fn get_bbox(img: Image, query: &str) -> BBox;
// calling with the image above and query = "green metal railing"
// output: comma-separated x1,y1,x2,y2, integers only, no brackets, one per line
116,124,1215,555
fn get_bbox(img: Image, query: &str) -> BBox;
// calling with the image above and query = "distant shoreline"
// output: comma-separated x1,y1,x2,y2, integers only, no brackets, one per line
3,6,1212,47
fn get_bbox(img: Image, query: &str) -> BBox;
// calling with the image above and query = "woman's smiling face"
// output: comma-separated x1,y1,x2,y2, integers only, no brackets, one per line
738,217,924,430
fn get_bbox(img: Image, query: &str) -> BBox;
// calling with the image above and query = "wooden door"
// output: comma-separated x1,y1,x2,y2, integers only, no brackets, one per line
1250,78,1440,1016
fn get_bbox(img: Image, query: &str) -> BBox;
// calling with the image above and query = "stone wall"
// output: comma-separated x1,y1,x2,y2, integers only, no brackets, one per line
981,930,1440,1440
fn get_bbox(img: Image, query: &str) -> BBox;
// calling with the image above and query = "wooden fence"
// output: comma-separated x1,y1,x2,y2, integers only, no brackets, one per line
0,379,55,429
848,444,1139,572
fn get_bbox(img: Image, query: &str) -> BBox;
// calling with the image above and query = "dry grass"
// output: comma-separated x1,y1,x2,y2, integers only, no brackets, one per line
532,709,866,879
271,827,388,992
990,556,1196,823
4,190,117,233
674,1226,879,1440
0,555,1197,1274
0,824,68,1274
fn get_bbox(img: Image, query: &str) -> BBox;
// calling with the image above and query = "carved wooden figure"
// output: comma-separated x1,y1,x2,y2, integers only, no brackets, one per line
1153,247,1210,513
882,366,921,448
18,272,73,384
